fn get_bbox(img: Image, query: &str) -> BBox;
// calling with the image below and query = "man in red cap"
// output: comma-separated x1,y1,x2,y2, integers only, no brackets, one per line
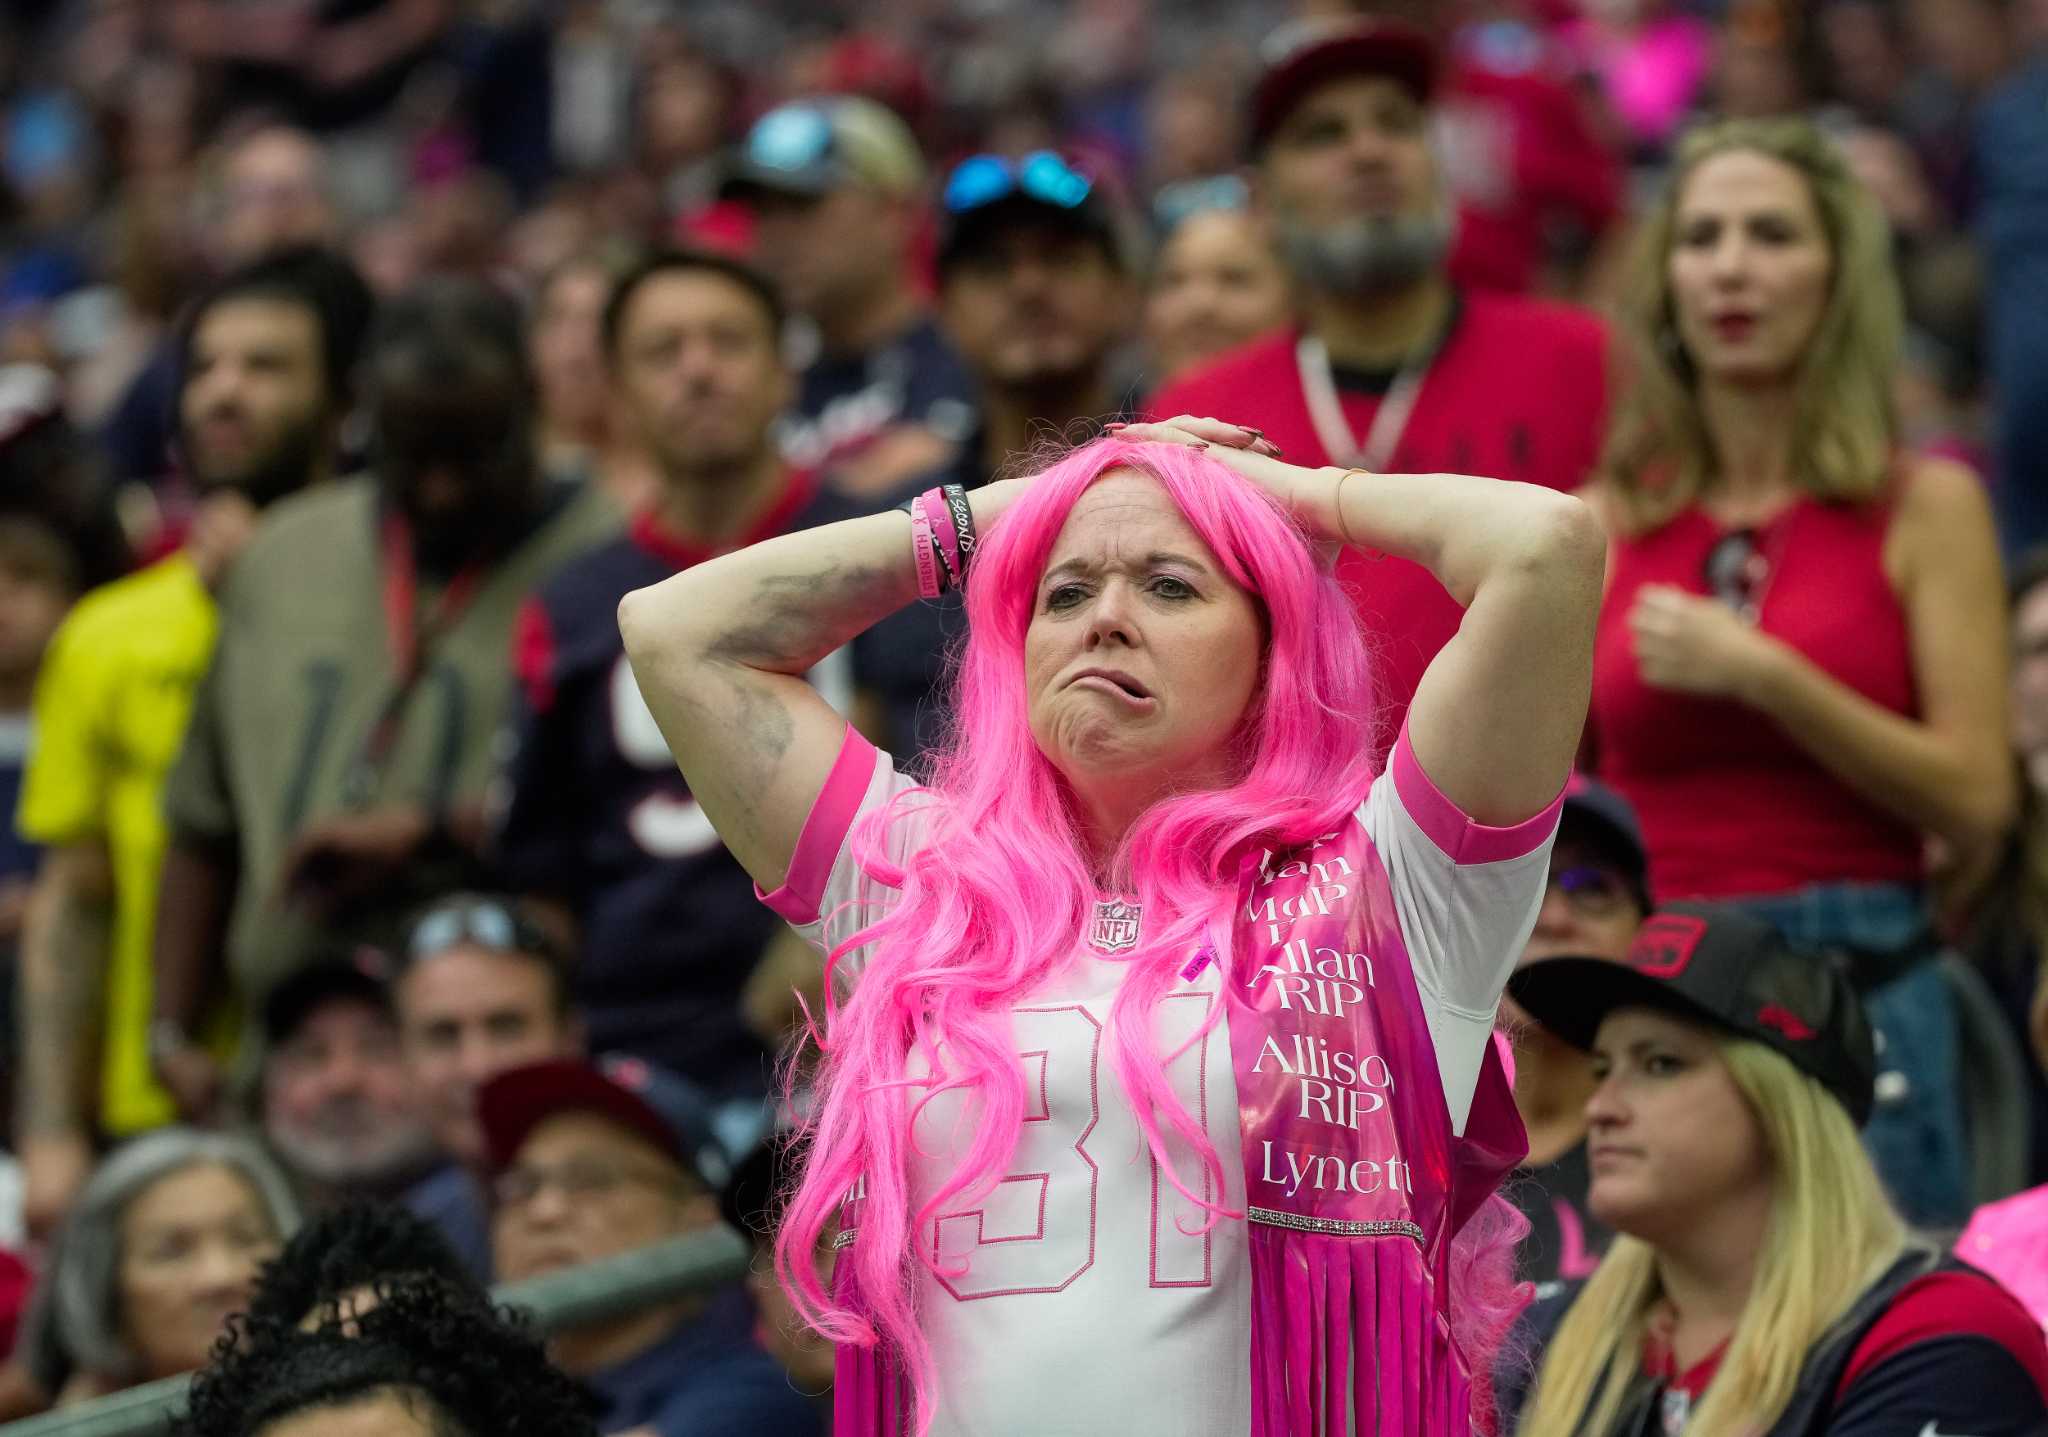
1148,16,1610,738
479,1057,821,1437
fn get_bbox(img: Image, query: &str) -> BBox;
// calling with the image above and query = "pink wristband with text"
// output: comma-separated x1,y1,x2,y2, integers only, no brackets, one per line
920,488,962,590
909,501,941,599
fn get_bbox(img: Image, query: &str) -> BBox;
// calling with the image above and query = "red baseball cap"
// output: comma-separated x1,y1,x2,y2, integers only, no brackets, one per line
476,1056,726,1187
1249,19,1440,151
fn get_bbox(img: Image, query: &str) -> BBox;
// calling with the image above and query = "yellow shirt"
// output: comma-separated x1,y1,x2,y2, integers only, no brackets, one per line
17,554,230,1134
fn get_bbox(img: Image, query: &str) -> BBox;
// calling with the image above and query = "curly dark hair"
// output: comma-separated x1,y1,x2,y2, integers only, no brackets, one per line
245,1202,480,1330
178,1274,597,1437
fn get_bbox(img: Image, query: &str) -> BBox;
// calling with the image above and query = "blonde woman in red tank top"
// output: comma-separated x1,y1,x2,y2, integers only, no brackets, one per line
1582,118,2012,1226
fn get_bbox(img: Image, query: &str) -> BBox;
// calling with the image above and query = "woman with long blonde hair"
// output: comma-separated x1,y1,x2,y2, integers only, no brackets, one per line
1585,117,2012,1226
1504,906,2048,1435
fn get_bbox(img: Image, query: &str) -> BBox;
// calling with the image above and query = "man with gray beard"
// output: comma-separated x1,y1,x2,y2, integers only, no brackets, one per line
1149,18,1610,736
257,955,438,1210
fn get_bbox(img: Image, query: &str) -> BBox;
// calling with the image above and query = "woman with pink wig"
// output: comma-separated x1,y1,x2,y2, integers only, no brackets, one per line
620,416,1605,1435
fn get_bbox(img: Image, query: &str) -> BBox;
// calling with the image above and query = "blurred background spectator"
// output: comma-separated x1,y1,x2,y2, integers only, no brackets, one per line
492,249,842,1099
45,1128,294,1409
391,892,584,1281
148,276,614,1124
13,246,370,1241
726,97,977,502
718,1128,834,1411
1142,176,1292,387
255,955,435,1212
478,1056,819,1437
527,246,654,510
1149,16,1609,740
1584,115,2010,1227
1964,547,2048,1190
1506,776,1651,1299
242,1199,477,1332
177,1268,600,1437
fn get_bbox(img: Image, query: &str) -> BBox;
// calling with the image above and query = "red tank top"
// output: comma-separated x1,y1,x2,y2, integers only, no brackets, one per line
1591,493,1923,899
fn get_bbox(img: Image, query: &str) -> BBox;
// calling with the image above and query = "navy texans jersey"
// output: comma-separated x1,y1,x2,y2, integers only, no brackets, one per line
490,473,850,1096
778,315,976,475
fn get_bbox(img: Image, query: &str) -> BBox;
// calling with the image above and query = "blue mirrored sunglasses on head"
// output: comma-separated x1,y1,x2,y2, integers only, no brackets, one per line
943,150,1093,214
745,104,836,174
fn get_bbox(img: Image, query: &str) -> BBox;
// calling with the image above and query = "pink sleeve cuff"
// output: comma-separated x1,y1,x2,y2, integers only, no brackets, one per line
755,725,879,924
1388,721,1564,865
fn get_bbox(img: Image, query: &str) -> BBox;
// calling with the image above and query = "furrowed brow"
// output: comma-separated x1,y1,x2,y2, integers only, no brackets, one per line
1042,550,1217,587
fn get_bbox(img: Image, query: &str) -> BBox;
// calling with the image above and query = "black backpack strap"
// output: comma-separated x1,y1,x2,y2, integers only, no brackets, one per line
1766,1249,1947,1437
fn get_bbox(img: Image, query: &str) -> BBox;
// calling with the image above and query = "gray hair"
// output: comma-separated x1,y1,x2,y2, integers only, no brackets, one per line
51,1128,301,1381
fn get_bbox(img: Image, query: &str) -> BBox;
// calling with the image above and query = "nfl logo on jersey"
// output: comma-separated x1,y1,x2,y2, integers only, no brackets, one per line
1089,899,1142,953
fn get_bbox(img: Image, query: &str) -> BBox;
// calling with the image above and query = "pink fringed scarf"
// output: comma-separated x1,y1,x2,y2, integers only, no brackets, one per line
835,824,1528,1436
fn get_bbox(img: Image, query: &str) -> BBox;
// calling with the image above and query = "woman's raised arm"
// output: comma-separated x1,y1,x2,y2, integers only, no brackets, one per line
1111,417,1605,826
618,481,1024,892
1334,467,1605,825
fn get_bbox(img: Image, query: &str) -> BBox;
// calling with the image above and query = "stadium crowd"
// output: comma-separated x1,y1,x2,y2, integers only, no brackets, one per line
0,0,2042,1432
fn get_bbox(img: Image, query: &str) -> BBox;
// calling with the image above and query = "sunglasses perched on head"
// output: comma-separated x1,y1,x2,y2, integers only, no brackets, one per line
1151,174,1250,236
943,150,1094,215
743,105,838,174
404,896,568,968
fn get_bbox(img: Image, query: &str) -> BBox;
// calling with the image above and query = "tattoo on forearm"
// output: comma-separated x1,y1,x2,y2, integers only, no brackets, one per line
706,558,900,670
631,542,910,848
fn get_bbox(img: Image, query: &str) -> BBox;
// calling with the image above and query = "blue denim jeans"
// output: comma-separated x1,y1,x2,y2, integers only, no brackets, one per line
1721,883,1970,1228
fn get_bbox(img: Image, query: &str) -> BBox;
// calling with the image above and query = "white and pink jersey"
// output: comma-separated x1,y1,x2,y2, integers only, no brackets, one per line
761,725,1560,1437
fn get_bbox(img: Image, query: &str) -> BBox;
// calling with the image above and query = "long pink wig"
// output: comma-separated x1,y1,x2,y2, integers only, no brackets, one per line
774,439,1527,1430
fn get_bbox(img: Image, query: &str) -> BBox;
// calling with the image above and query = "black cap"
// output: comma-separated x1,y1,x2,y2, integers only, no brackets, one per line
261,951,394,1049
935,151,1124,274
477,1055,730,1191
1561,773,1650,908
1249,19,1439,152
1509,904,1878,1126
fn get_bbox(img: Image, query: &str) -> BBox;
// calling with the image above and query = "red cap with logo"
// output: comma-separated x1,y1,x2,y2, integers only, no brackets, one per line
1509,902,1879,1125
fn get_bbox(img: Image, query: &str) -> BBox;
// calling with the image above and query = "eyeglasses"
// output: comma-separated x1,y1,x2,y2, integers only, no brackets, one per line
1151,174,1250,236
405,896,568,969
943,150,1094,215
744,104,836,175
1547,864,1634,918
1703,528,1769,622
492,1156,687,1210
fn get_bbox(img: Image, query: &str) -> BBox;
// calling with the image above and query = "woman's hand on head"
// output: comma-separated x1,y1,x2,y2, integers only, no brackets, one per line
1104,417,1339,537
1106,415,1281,457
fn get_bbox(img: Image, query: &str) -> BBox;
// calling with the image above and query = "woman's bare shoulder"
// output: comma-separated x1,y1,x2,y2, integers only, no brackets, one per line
1895,455,1992,522
1884,455,2000,593
1572,478,1626,532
